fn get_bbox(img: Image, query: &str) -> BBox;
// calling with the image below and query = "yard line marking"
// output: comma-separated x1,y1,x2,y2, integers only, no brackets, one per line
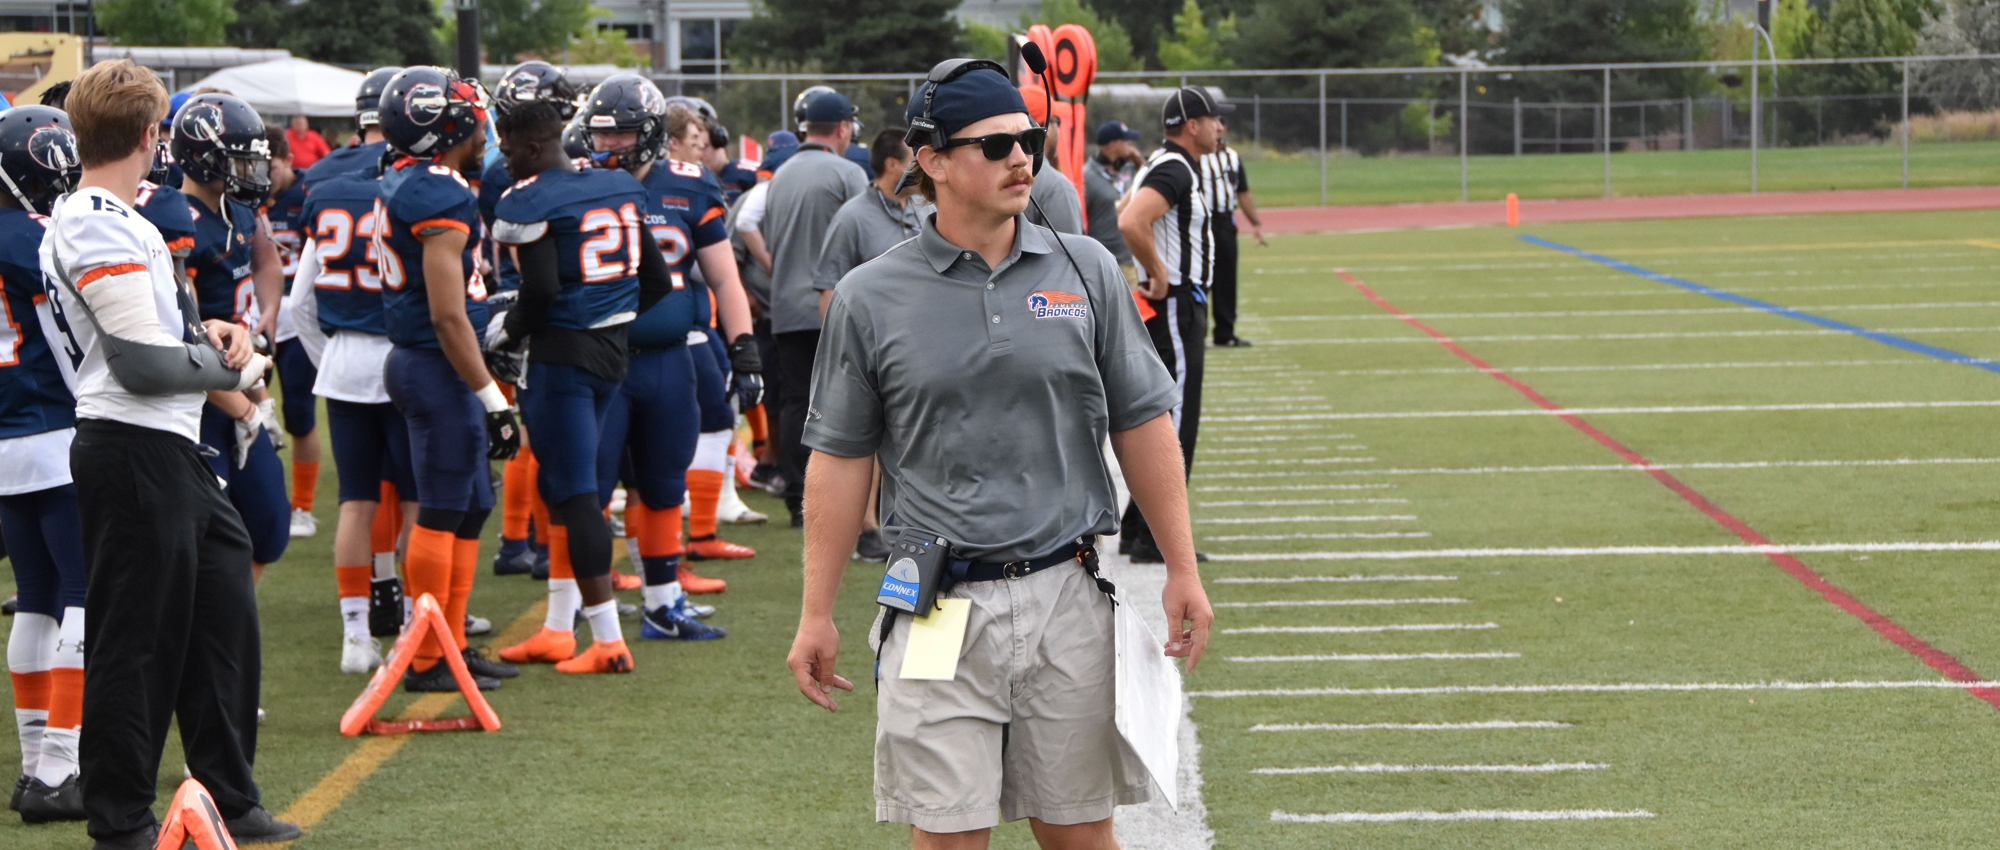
1212,433,1358,442
1256,325,2000,347
1215,597,1469,608
1251,301,2000,322
1198,514,1419,525
1255,762,1605,775
1253,720,1565,731
1272,809,1656,823
1197,483,1398,492
1202,456,1377,466
1202,457,2000,479
1205,399,2000,423
1213,574,1456,584
1307,359,1924,378
1205,533,1431,541
1194,679,2000,698
1524,235,2000,375
1205,445,1357,455
1199,498,1410,507
1229,651,1517,662
1223,623,1498,635
1209,541,2000,561
1203,422,1346,432
1338,268,2000,712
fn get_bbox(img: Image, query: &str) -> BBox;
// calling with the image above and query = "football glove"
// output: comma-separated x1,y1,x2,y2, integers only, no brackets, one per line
726,334,764,411
255,397,284,451
486,407,522,460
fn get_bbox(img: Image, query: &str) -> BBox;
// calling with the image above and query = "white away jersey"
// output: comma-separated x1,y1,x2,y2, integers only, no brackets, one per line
39,187,206,442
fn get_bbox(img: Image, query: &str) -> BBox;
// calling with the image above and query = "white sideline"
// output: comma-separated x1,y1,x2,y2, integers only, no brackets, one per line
1254,762,1605,775
1202,456,1376,466
1254,325,2000,346
1228,652,1518,662
1202,457,2000,478
1300,359,1923,378
1197,483,1396,492
1214,598,1469,608
1271,809,1656,823
1223,623,1499,635
1211,433,1357,442
1197,515,1419,525
1204,399,2000,423
1203,532,1433,542
1252,720,1566,731
1197,498,1410,507
1213,574,1456,584
1249,301,2000,322
1208,541,2000,562
1190,679,2000,698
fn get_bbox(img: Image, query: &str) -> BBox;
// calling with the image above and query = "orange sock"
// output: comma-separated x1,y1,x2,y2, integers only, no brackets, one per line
335,565,370,599
548,525,574,580
45,666,80,744
747,404,769,449
405,526,456,672
502,452,533,540
638,502,684,559
291,460,319,512
9,669,50,719
372,482,402,555
449,536,478,651
625,500,648,542
687,470,723,539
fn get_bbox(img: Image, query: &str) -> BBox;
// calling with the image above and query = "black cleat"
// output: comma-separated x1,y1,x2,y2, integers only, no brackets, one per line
461,647,519,680
90,824,159,850
10,773,27,812
1,595,15,616
748,463,784,495
1128,534,1165,564
853,528,890,562
1195,551,1211,562
403,661,499,693
492,546,533,576
17,773,87,823
1215,336,1253,347
224,806,302,844
529,546,550,581
367,577,404,638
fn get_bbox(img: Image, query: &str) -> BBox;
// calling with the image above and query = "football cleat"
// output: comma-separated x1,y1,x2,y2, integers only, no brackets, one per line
462,647,519,679
404,661,499,692
10,773,27,812
289,508,318,538
493,538,533,576
748,463,784,495
555,639,635,674
678,563,727,594
686,601,716,619
529,545,551,581
853,528,890,563
367,577,404,637
340,634,383,674
640,601,727,640
611,566,643,592
497,626,576,664
222,806,302,844
1,595,14,616
465,614,492,636
16,774,86,823
717,481,767,524
617,601,639,617
686,536,755,561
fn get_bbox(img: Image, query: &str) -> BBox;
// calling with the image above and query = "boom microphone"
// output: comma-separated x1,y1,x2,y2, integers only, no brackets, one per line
1020,40,1048,75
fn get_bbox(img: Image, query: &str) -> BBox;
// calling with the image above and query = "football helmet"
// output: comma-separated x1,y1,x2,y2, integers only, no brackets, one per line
0,105,79,215
577,74,666,173
377,66,490,159
356,66,403,129
171,93,272,206
495,61,579,119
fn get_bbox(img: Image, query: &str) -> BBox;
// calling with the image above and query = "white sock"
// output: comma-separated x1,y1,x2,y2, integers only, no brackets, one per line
583,600,622,644
7,612,56,777
34,609,83,784
371,551,396,579
339,597,370,640
693,430,731,472
641,580,685,611
544,579,580,632
625,536,641,565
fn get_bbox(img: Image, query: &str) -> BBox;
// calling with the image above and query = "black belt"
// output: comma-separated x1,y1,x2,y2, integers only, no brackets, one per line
949,541,1085,583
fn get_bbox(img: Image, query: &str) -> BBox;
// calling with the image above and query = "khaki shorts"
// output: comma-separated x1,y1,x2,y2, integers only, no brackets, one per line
873,561,1152,833
1120,263,1140,290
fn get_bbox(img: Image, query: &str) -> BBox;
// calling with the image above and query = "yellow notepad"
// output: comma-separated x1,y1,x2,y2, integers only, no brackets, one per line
899,599,971,681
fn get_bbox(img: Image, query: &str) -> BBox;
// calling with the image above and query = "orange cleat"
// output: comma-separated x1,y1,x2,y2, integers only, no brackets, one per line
555,639,634,674
610,566,643,592
686,536,756,561
678,563,728,595
497,627,576,664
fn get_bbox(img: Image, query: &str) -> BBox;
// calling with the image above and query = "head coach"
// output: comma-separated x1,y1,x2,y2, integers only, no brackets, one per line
785,59,1214,849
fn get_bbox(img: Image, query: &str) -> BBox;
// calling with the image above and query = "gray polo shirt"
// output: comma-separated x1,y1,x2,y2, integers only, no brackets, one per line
813,186,928,292
804,213,1177,562
1083,159,1132,264
762,147,868,333
1026,166,1084,236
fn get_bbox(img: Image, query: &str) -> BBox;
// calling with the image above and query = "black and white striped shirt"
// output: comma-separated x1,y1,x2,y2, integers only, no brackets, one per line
1198,146,1247,218
1134,141,1211,291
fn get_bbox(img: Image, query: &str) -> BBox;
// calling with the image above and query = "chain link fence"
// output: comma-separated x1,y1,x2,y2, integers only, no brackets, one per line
651,54,2000,208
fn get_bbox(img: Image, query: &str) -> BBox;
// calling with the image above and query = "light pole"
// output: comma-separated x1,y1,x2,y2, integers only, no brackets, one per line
454,0,480,82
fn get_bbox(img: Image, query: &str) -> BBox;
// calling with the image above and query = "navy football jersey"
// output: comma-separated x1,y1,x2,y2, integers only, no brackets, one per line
300,165,388,335
0,209,75,439
378,159,490,350
302,141,390,194
264,180,308,278
715,159,757,205
186,194,258,322
478,158,520,293
493,166,646,331
134,180,196,259
627,159,725,347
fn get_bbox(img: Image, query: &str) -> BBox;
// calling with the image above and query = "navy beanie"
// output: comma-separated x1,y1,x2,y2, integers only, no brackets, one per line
905,66,1028,146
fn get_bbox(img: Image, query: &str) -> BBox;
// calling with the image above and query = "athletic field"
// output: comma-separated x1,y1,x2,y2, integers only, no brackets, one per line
10,208,2000,847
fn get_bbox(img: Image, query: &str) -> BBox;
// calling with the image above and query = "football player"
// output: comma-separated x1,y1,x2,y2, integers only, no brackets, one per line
300,67,399,194
373,66,521,692
172,93,292,581
0,104,86,824
260,126,323,540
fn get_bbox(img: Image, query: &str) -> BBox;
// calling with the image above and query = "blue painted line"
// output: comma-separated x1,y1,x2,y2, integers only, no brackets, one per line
1519,234,2000,375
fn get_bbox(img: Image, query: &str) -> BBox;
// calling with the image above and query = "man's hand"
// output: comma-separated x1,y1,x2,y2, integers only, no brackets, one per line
204,320,256,370
485,408,521,460
1161,572,1214,672
1248,222,1267,247
787,617,854,712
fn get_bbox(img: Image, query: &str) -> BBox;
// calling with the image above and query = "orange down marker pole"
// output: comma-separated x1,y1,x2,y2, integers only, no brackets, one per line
1506,193,1520,227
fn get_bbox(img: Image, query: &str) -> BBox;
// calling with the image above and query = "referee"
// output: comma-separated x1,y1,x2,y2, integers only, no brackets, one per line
1200,119,1266,347
786,60,1213,848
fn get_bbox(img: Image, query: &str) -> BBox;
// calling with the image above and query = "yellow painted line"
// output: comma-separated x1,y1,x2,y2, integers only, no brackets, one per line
1965,239,2000,252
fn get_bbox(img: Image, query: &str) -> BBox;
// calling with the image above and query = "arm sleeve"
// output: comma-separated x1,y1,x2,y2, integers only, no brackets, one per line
504,237,559,342
692,196,730,249
288,237,327,366
1085,242,1177,431
1139,161,1192,209
798,291,882,458
636,232,671,314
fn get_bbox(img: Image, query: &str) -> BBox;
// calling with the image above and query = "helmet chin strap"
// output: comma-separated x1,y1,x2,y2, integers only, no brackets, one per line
0,166,42,214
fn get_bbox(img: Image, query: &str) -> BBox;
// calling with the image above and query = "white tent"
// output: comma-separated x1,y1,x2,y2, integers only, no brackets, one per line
180,58,366,118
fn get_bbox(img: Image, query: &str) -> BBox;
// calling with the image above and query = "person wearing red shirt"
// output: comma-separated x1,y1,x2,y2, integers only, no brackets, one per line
285,115,330,169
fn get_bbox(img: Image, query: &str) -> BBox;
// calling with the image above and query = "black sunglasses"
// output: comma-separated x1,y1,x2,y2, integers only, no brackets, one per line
938,127,1047,161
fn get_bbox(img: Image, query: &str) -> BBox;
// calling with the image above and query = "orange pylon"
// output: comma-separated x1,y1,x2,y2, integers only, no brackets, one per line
154,778,240,850
338,593,501,736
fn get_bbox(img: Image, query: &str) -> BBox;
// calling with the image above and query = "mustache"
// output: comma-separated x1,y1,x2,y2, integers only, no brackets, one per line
1003,167,1034,185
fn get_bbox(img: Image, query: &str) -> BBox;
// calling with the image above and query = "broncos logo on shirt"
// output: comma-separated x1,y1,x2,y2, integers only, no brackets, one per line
1027,290,1088,320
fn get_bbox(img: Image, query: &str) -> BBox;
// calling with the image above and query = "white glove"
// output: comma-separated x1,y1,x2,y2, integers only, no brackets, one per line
234,412,261,469
255,398,284,451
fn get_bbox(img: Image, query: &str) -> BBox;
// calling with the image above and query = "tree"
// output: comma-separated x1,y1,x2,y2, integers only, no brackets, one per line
228,0,288,49
732,0,962,74
1786,0,1936,134
1412,0,1491,57
479,0,593,64
569,23,642,67
1226,0,1439,152
963,21,1011,63
1157,0,1236,70
1915,0,2000,109
99,0,236,46
280,0,441,67
1496,0,1707,102
1091,0,1255,66
1031,0,1142,72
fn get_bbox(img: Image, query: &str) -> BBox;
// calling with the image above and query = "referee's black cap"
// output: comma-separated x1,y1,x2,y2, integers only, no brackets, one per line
1162,86,1235,129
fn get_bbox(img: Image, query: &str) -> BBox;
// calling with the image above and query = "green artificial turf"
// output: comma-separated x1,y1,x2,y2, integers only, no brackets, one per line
1244,141,2000,208
9,209,2000,847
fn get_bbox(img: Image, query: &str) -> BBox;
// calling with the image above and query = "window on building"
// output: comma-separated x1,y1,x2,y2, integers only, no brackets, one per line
679,18,736,75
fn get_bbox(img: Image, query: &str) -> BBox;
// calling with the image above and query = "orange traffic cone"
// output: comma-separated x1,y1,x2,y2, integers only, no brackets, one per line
338,593,501,736
154,778,239,850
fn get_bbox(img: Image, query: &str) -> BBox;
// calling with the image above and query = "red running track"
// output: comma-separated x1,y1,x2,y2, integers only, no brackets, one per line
1262,186,2000,234
1334,268,2000,711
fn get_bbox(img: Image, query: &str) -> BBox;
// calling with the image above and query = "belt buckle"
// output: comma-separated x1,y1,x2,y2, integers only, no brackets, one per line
1003,561,1026,580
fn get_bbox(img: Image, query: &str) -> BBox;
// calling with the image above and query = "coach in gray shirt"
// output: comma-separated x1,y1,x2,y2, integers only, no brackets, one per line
813,129,929,314
762,88,869,524
786,60,1213,849
1084,120,1142,282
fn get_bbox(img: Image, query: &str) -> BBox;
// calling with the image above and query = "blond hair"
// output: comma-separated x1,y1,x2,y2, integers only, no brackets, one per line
665,105,705,147
68,59,169,169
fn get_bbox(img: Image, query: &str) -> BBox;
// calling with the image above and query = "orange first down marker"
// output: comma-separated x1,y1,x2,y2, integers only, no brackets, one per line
338,593,501,736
